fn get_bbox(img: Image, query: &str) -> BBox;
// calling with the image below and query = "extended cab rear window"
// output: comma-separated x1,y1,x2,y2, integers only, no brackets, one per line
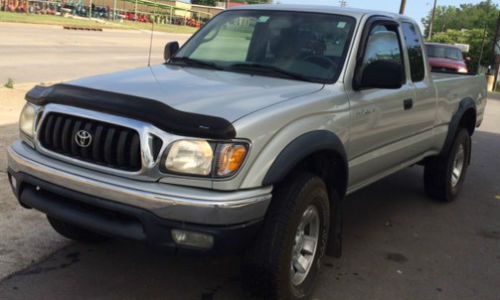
402,22,425,82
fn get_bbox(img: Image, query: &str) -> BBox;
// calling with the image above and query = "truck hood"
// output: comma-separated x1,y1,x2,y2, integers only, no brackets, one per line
68,64,324,122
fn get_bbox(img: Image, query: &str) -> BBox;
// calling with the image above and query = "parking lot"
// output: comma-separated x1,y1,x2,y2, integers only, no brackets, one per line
0,23,499,300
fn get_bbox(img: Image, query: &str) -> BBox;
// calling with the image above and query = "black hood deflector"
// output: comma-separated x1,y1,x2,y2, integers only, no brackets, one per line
26,84,236,139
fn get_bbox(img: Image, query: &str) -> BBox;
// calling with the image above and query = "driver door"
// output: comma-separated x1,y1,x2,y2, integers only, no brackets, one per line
346,19,415,187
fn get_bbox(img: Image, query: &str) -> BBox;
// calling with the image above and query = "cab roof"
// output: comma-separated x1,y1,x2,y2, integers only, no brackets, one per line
229,4,416,24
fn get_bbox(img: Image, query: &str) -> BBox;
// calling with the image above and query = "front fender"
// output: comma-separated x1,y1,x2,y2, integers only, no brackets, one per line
230,84,350,191
263,130,347,186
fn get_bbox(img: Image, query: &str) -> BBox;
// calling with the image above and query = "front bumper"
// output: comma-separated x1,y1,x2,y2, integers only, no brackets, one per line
8,171,263,253
8,141,272,225
7,141,272,253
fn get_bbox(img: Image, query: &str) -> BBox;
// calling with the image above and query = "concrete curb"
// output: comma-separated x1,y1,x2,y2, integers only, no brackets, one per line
487,92,500,100
63,26,103,31
0,21,194,36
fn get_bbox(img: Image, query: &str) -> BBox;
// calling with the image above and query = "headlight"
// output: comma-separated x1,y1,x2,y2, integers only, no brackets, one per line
19,103,38,138
164,140,214,176
162,140,248,177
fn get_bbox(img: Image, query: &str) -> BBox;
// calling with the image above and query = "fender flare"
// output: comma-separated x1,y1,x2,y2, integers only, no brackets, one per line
262,130,348,257
262,130,348,196
441,98,476,157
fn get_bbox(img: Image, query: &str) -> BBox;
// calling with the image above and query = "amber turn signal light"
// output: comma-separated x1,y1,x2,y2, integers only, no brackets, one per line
216,144,248,177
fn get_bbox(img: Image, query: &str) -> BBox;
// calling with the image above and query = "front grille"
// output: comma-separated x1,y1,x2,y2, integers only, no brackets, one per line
38,113,142,171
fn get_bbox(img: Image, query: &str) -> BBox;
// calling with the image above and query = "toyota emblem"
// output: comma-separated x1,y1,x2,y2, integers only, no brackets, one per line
75,130,93,148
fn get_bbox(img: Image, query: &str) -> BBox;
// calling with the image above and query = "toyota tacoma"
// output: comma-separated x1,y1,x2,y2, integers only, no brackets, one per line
7,5,487,299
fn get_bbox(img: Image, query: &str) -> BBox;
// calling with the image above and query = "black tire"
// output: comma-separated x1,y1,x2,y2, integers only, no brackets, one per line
424,128,471,202
242,172,330,300
47,216,108,243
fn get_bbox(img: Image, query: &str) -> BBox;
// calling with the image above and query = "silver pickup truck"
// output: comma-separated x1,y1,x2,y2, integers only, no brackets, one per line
7,4,486,299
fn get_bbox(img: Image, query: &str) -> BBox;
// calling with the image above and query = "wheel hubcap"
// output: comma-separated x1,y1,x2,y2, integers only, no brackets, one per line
290,205,320,286
451,144,465,188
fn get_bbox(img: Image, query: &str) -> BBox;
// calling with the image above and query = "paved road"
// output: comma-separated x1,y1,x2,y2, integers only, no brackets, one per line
0,94,499,299
0,23,190,84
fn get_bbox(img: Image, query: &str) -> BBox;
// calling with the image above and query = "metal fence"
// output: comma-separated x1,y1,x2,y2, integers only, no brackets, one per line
0,0,215,27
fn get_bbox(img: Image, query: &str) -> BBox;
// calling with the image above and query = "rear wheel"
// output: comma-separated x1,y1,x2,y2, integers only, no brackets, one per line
424,128,471,202
242,172,330,299
48,216,108,243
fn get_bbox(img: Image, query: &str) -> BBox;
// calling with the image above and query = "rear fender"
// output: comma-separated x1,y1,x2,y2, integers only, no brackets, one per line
441,98,476,163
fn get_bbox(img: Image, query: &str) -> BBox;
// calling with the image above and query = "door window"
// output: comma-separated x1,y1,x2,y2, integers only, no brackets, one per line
360,25,403,74
355,23,405,89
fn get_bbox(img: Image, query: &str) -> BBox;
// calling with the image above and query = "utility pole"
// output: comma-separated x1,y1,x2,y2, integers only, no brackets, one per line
478,22,488,74
492,12,500,89
225,0,229,9
399,0,407,14
492,12,500,67
339,0,347,7
428,0,437,40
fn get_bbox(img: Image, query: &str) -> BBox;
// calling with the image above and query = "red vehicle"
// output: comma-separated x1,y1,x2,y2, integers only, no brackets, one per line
425,43,469,73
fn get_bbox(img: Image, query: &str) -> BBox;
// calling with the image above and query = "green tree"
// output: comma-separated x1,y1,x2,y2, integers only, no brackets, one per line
421,0,499,71
422,0,498,37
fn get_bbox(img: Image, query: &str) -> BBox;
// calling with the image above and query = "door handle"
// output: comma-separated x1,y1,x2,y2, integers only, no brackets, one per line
403,98,413,110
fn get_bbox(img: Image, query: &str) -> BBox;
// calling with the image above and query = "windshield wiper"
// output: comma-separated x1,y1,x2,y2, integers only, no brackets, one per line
169,56,225,70
227,63,315,82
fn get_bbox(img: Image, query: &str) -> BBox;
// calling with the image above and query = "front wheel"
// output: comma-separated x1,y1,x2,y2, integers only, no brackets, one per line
242,172,330,299
424,128,471,202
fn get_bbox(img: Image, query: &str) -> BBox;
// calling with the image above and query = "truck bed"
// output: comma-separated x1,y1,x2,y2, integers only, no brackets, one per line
431,71,487,127
431,71,476,80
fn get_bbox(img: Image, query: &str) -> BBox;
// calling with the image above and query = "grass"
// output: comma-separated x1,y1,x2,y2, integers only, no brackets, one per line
0,11,197,34
3,78,14,89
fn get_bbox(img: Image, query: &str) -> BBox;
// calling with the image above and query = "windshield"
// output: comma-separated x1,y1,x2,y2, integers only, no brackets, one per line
426,44,464,61
173,10,356,83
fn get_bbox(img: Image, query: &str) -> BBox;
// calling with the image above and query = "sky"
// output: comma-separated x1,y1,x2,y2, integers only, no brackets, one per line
273,0,490,29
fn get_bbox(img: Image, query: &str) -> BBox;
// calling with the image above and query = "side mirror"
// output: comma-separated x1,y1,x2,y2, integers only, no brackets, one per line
164,41,179,62
356,60,404,90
